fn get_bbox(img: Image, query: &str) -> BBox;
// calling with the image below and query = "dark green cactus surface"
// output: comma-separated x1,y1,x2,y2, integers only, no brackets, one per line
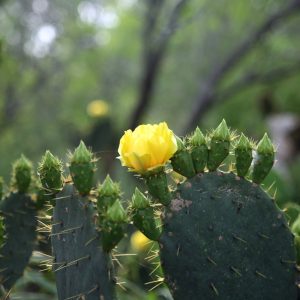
159,172,297,300
0,193,37,290
52,184,116,300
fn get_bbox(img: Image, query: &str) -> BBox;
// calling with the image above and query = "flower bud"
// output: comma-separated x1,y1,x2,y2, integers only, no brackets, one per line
132,188,150,209
69,141,95,195
252,133,275,184
38,150,63,193
97,175,120,212
207,119,230,171
131,188,161,241
12,155,32,193
171,136,196,178
189,127,208,173
235,133,253,177
101,200,127,252
145,167,171,206
106,200,126,223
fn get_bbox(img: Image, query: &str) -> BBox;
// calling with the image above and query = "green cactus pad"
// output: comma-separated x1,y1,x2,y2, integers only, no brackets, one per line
159,172,297,300
51,184,116,300
0,193,37,290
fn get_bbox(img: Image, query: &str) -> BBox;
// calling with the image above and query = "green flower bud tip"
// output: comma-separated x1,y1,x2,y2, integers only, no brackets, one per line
132,188,150,209
190,127,206,146
175,135,185,151
213,119,230,141
257,133,274,154
107,200,126,222
39,150,63,174
236,133,252,150
99,175,120,196
14,154,32,172
71,140,93,163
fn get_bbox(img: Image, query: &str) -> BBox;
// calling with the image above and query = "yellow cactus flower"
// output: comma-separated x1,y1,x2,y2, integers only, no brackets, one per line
87,100,109,118
130,230,151,252
118,122,177,173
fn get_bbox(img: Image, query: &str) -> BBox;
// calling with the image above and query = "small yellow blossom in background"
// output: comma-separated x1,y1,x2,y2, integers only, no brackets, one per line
118,122,177,173
87,100,109,118
130,230,151,252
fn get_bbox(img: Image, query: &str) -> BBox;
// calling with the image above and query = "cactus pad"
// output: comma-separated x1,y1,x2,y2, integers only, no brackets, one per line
0,193,37,290
159,172,297,300
51,184,116,300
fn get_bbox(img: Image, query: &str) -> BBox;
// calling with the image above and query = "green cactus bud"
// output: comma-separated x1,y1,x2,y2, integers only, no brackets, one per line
257,133,274,154
97,175,120,212
132,188,150,209
69,141,95,195
252,133,275,184
190,127,206,146
12,155,32,193
101,200,127,252
106,200,126,222
175,135,185,151
144,167,171,206
235,133,253,177
189,127,208,173
213,119,230,141
207,120,230,171
171,136,196,178
0,177,3,200
38,150,63,193
131,188,161,241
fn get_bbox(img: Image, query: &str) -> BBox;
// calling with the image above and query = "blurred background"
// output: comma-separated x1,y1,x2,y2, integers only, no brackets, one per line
0,0,300,299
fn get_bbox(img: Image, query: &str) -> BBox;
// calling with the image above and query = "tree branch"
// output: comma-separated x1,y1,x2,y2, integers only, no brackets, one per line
183,0,300,133
220,62,300,101
129,0,189,130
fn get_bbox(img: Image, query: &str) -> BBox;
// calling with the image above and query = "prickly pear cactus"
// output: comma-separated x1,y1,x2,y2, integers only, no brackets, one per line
159,172,296,299
119,121,298,300
39,142,126,300
0,156,37,290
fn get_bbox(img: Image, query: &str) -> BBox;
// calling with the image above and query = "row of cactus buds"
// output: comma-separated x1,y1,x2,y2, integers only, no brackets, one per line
131,188,162,241
38,142,128,252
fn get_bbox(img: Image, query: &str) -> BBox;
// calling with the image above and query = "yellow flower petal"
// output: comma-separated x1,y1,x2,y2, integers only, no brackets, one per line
118,122,177,173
